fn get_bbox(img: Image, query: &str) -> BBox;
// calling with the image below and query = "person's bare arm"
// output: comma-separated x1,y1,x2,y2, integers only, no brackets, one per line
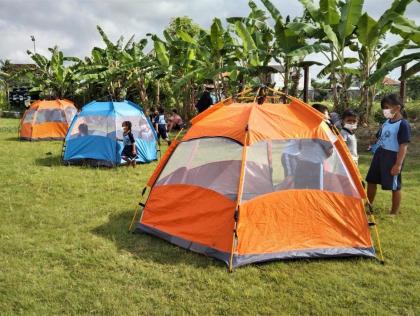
391,144,408,176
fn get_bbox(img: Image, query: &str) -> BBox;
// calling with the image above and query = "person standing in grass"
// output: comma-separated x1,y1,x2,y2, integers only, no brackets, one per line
154,107,171,146
340,109,359,165
366,94,411,215
120,121,137,167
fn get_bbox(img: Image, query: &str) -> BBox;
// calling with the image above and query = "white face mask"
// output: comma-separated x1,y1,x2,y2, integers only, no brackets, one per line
344,123,357,131
383,109,395,119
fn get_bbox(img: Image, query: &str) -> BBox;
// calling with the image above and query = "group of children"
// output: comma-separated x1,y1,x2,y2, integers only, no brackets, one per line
313,94,410,215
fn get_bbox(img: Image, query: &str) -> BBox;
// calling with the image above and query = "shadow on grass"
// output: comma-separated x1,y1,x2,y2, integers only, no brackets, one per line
92,211,380,270
34,154,63,167
92,211,223,269
3,137,20,142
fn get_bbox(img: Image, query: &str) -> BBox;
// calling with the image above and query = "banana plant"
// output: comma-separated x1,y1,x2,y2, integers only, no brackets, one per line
355,0,414,120
77,26,156,102
366,10,420,84
260,0,327,96
26,46,80,99
299,0,365,110
150,17,204,117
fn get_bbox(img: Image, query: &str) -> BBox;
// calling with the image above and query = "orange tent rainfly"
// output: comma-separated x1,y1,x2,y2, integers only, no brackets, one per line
133,91,383,270
19,99,77,141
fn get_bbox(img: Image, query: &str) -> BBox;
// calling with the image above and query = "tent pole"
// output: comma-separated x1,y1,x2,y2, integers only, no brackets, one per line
229,131,249,272
128,204,141,232
370,213,385,263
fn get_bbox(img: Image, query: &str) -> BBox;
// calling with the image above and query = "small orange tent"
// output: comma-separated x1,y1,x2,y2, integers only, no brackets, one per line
19,99,77,141
134,93,382,270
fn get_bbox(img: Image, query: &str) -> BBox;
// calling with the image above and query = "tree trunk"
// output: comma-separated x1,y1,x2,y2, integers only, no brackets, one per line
156,80,160,105
330,49,339,110
283,60,290,95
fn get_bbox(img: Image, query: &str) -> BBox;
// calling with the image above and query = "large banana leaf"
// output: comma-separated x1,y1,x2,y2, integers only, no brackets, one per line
299,0,320,21
234,21,260,66
318,58,358,77
178,31,197,45
389,14,420,44
287,43,329,58
338,0,364,40
260,0,283,22
377,40,408,69
96,25,114,49
322,24,339,49
210,18,225,52
357,13,378,48
366,52,420,85
153,38,170,68
320,0,340,25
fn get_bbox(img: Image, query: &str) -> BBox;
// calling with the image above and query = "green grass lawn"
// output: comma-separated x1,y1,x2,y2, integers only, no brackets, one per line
1,117,419,315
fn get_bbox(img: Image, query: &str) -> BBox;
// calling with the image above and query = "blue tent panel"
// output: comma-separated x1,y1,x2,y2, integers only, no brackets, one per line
64,136,116,162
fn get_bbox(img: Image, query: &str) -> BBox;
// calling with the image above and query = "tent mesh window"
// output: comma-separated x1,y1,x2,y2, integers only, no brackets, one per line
64,107,77,124
22,110,36,124
115,115,155,142
242,139,360,201
69,115,116,139
34,109,67,124
155,137,243,201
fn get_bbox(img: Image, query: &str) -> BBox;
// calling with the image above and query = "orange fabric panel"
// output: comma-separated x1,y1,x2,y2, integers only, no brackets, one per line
247,102,328,144
19,123,32,138
141,184,235,252
183,101,328,145
31,122,69,138
28,99,76,110
183,103,252,144
190,98,233,125
146,140,179,187
237,190,372,255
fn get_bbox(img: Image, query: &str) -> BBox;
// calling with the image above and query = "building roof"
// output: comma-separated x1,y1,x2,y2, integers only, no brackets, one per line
382,77,400,86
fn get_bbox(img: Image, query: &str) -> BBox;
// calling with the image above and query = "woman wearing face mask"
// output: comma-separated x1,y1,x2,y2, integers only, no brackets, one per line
340,109,359,165
366,94,411,215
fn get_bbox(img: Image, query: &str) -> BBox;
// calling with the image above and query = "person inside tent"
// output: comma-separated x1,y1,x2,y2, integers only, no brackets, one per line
120,121,137,167
366,94,410,215
168,109,184,132
139,116,154,141
277,104,333,190
77,123,89,137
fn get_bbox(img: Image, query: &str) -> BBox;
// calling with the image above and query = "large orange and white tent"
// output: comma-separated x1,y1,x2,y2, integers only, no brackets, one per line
133,92,381,270
19,99,77,141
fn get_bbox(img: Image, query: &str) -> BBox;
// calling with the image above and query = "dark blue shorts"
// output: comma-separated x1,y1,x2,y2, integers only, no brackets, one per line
122,146,136,159
366,147,402,191
157,124,168,140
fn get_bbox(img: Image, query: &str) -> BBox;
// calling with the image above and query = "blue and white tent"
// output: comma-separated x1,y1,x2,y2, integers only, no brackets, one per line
63,100,157,167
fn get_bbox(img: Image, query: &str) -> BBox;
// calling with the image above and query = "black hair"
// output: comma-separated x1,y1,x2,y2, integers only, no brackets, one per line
342,109,358,120
158,107,165,114
122,121,132,131
312,103,329,114
78,123,88,134
172,108,178,114
381,94,407,118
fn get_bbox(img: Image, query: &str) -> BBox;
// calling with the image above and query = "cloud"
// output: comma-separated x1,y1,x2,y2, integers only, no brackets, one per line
0,0,418,80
